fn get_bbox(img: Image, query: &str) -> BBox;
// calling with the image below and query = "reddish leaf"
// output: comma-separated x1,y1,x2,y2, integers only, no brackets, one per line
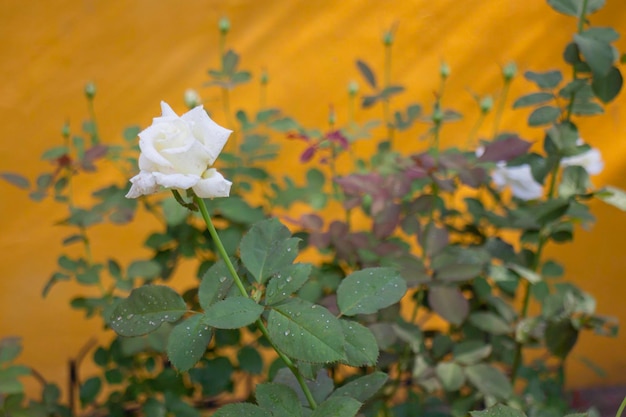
326,130,349,149
300,145,317,163
478,136,532,162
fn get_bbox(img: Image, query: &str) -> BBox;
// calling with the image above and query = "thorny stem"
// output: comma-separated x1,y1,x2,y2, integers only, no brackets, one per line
194,196,318,410
511,0,589,385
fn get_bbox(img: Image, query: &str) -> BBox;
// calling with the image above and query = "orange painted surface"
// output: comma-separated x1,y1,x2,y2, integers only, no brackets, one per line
1,0,626,392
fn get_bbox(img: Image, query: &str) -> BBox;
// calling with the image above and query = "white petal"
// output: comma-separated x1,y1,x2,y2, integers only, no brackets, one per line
152,172,200,190
126,171,159,198
192,168,232,198
160,101,178,118
511,180,544,200
491,164,543,201
182,106,232,165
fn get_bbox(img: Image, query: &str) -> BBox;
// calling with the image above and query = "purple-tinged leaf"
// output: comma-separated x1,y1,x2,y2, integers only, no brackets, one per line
326,130,349,149
373,203,401,239
478,136,532,162
300,145,316,163
458,166,487,188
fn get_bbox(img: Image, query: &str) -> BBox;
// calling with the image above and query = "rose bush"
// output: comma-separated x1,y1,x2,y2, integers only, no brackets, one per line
126,101,232,198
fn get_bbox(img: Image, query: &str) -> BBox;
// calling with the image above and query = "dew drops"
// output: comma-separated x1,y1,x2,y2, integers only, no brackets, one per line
219,276,227,283
284,330,290,336
126,313,134,319
286,276,293,283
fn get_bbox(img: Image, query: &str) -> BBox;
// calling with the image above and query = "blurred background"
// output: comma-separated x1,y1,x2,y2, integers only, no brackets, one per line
1,0,625,395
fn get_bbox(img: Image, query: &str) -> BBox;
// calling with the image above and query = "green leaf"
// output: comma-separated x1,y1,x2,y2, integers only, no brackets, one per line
0,338,22,364
596,186,626,210
198,260,235,310
435,362,465,391
559,166,590,198
356,59,377,88
340,319,379,366
574,32,614,77
166,314,213,372
142,398,167,417
542,260,564,278
311,396,362,417
508,264,541,284
0,173,29,189
453,340,492,365
41,146,69,160
268,117,300,132
468,312,510,335
274,368,334,405
213,403,272,417
545,319,578,358
585,27,620,43
524,70,562,89
237,346,263,375
265,264,312,305
528,106,561,126
435,264,484,282
512,92,554,108
428,286,469,326
470,404,527,417
331,371,388,402
592,66,623,103
256,383,302,417
464,364,512,400
337,267,406,316
127,260,161,280
162,197,189,225
0,365,30,395
79,376,101,406
240,218,300,284
571,100,604,116
123,125,141,141
203,297,264,329
214,196,266,224
268,298,345,363
547,0,605,16
109,285,187,337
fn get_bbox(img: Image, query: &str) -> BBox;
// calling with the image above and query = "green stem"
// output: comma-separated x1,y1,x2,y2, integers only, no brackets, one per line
87,98,100,145
511,1,589,385
616,396,626,417
492,78,511,138
193,196,318,409
565,0,589,121
383,41,394,145
510,166,558,383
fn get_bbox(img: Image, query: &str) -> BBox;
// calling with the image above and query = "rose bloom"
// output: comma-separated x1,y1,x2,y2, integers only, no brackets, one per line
126,101,232,199
491,162,543,201
560,139,604,176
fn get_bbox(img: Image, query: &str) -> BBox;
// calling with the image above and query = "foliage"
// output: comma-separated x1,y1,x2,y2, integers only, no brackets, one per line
1,1,625,417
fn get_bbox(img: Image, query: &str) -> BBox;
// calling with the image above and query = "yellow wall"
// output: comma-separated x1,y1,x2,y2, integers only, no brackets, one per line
1,0,626,392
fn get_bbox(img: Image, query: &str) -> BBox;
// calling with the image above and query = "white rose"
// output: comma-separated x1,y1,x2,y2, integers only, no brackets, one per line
560,139,604,175
491,162,543,201
126,101,232,199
